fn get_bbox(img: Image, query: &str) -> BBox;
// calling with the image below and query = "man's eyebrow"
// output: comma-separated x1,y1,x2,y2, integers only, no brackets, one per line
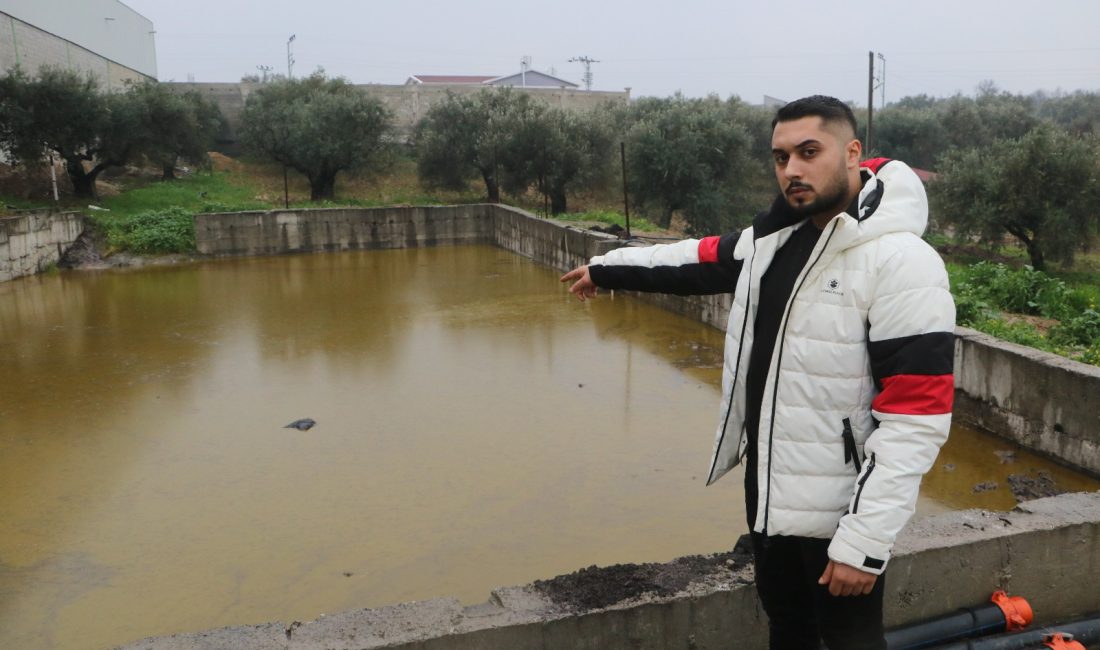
772,139,824,154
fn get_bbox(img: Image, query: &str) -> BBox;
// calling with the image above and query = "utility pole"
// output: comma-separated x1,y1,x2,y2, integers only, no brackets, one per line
569,56,600,91
256,65,272,83
287,34,296,79
520,55,531,87
866,51,874,153
876,52,886,107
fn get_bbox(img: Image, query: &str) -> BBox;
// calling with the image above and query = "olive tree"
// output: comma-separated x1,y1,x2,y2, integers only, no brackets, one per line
498,105,614,215
130,82,225,179
414,88,536,203
621,95,768,233
930,122,1100,270
0,67,127,198
239,73,393,200
0,68,226,196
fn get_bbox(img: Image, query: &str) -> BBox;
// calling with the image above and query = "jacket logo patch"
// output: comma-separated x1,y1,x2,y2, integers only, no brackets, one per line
822,278,844,296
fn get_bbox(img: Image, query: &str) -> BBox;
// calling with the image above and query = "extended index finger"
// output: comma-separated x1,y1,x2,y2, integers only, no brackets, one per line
560,268,583,283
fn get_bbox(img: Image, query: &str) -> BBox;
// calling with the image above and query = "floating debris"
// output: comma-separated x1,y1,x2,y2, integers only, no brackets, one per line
284,418,316,431
1008,471,1065,502
972,481,998,493
994,450,1017,464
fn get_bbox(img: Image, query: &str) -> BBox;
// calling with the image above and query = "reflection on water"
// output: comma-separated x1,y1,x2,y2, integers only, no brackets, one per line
0,245,1096,649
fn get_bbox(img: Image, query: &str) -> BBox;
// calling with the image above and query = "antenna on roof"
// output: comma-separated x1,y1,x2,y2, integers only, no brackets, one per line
568,56,600,91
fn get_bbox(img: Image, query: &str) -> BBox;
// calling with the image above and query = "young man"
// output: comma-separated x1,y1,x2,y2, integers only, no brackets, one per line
560,96,955,649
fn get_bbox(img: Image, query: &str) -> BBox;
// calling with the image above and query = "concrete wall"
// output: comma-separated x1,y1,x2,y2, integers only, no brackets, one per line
0,210,83,282
953,327,1100,476
118,491,1100,649
194,204,623,269
166,82,631,147
0,8,154,89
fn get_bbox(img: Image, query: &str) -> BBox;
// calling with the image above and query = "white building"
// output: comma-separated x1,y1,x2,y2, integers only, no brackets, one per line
0,0,156,90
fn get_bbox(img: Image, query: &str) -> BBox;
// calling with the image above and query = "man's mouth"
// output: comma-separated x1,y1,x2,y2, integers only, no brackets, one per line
787,184,812,198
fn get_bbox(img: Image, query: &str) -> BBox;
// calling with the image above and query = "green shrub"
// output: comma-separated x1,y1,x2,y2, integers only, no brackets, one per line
112,207,196,253
951,261,1088,321
1077,344,1100,366
1050,309,1100,347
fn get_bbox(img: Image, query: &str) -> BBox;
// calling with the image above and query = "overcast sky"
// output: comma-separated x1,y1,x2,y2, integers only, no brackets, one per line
122,0,1100,104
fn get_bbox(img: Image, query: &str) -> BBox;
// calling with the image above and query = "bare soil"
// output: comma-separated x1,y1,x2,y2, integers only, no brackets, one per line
533,537,753,612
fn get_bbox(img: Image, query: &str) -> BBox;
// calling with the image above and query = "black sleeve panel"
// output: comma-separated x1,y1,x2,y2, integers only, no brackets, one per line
589,260,741,296
587,231,742,296
868,331,955,384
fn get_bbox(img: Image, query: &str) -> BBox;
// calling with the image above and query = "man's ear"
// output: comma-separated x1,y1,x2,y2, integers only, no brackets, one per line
847,139,863,168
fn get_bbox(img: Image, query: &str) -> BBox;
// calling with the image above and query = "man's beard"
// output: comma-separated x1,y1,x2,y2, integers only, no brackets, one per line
785,165,850,219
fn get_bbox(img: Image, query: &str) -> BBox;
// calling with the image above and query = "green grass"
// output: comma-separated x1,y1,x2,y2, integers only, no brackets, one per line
88,172,269,254
550,209,661,233
97,172,267,218
0,195,44,213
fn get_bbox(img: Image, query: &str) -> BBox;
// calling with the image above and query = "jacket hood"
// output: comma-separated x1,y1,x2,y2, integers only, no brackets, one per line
753,158,929,251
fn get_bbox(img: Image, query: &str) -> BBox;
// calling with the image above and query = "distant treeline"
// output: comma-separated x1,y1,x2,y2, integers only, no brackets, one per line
2,66,1098,270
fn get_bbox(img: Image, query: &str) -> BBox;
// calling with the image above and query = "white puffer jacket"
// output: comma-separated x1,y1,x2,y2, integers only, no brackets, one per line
588,159,955,574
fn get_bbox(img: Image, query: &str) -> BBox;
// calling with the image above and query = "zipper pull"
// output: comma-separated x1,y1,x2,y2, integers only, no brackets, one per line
842,418,859,470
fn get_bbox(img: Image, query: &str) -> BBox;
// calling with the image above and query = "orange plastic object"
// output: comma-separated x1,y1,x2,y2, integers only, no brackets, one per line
1043,633,1085,650
991,590,1034,631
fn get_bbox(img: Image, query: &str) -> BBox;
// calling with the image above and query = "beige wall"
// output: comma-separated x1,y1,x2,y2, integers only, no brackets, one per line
167,82,631,147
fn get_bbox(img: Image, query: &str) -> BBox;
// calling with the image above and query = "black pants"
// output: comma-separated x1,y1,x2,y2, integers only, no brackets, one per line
750,532,887,650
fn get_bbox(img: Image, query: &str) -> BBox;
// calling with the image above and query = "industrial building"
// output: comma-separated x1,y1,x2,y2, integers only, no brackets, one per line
0,0,156,89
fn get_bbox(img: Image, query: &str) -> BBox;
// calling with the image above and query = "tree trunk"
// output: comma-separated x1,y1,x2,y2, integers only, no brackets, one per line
482,172,500,203
65,157,97,199
1025,238,1045,271
1005,223,1046,271
549,187,568,215
655,207,674,230
310,172,337,201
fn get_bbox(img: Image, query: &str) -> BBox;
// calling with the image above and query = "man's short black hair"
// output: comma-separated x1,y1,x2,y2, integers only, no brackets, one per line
771,95,858,138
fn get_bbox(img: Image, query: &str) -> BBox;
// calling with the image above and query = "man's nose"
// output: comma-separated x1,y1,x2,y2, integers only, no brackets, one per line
784,157,804,180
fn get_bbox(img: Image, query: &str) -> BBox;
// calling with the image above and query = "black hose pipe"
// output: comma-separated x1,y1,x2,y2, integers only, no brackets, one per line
886,592,1033,650
931,615,1100,650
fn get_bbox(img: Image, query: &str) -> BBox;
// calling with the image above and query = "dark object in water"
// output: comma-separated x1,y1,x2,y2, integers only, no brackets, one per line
284,418,316,431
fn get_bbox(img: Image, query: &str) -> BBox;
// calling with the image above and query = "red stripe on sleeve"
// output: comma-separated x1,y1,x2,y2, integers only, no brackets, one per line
698,236,720,263
872,374,954,415
860,157,892,173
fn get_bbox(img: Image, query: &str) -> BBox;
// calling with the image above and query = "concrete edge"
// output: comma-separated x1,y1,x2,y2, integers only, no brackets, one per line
116,490,1100,650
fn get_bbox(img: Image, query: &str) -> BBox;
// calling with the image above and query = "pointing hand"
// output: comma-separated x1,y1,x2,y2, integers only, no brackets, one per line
560,265,598,302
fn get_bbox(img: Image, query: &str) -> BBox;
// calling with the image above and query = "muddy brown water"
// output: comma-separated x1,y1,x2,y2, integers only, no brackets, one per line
2,245,1097,649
